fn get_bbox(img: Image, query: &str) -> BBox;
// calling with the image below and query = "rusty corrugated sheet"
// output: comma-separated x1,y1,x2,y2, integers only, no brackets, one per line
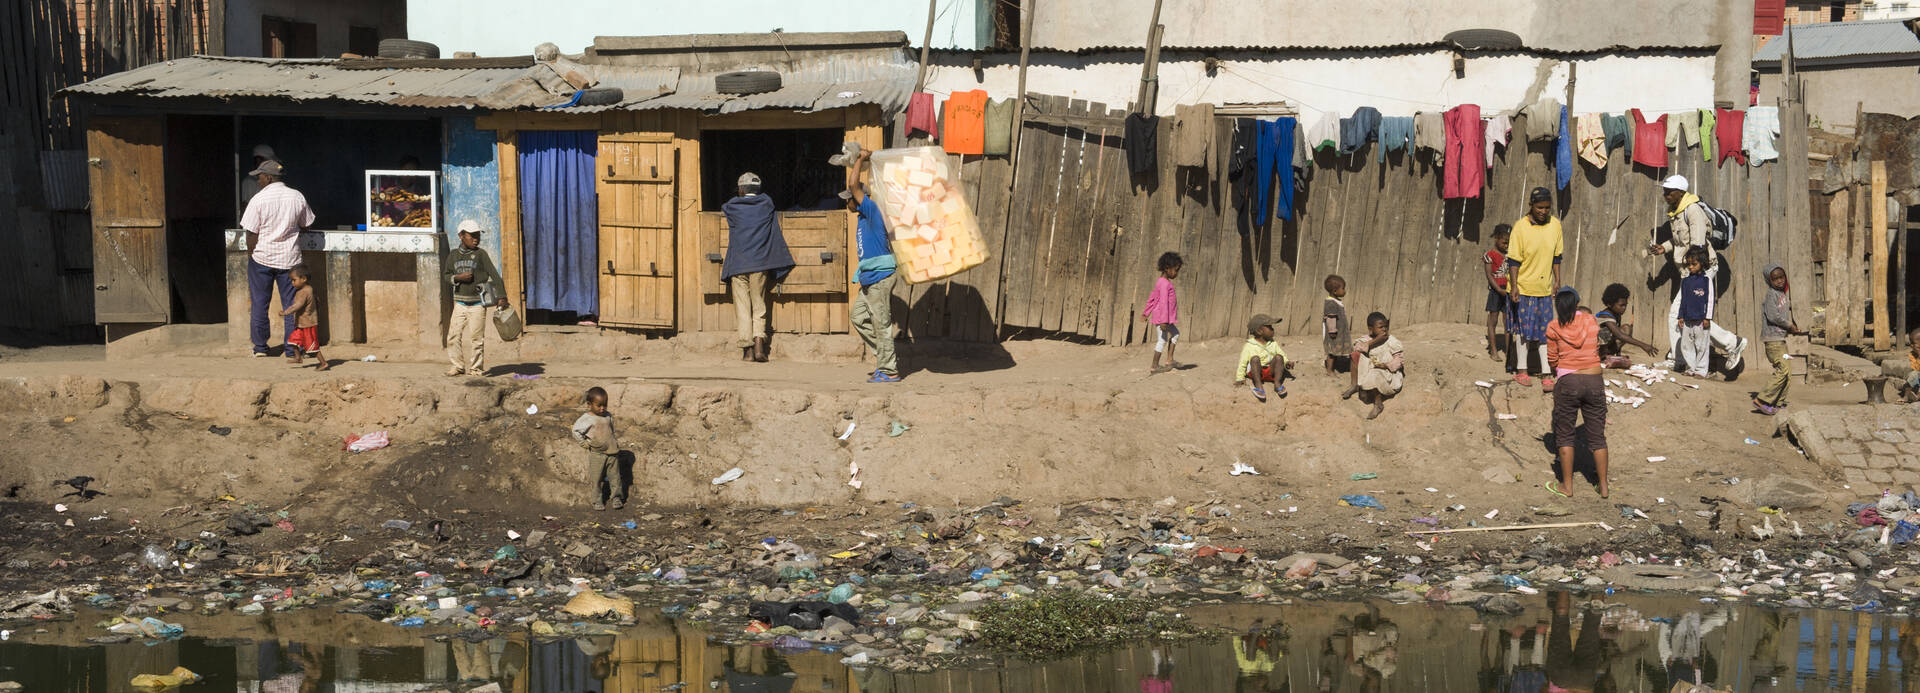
63,55,534,109
39,150,89,211
629,51,913,113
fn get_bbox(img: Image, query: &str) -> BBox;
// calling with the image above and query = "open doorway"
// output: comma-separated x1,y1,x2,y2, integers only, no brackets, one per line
700,128,845,211
165,115,234,324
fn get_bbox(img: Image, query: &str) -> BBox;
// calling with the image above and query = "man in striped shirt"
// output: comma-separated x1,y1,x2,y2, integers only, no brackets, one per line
238,160,315,357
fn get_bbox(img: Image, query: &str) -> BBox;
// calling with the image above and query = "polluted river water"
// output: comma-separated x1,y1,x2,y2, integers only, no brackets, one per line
0,591,1909,692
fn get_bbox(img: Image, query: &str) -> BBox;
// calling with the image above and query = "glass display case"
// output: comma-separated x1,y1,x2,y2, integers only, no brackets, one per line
364,170,437,233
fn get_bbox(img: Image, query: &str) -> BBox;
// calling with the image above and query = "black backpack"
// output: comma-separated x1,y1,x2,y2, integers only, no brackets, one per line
1698,202,1738,250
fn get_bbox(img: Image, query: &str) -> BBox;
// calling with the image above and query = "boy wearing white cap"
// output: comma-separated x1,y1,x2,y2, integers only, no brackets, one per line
444,219,508,376
1649,175,1747,375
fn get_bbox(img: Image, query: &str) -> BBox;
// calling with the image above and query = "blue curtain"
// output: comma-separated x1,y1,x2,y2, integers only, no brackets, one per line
518,131,598,315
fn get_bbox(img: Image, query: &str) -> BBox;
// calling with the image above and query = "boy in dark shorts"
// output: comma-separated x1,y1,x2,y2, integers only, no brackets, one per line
1596,283,1658,368
1323,275,1351,374
1483,225,1511,359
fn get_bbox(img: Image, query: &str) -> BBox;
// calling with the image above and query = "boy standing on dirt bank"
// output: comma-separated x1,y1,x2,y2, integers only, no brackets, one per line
280,266,328,371
571,386,623,510
444,220,508,377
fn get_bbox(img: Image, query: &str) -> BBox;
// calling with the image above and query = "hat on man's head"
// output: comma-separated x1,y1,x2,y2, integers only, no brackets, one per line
247,160,284,177
827,141,863,167
252,144,276,160
1247,313,1282,335
457,219,484,236
737,172,762,188
1661,174,1689,191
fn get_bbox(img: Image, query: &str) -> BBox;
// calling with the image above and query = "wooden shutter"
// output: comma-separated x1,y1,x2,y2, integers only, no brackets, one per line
595,133,677,328
1754,0,1786,36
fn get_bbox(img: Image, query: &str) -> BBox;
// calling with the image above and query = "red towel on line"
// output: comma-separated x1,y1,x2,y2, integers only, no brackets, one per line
1630,109,1668,168
905,92,937,138
1442,104,1485,199
1714,108,1746,166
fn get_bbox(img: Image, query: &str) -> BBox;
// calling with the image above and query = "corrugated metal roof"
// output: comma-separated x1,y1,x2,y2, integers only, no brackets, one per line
1754,19,1920,65
63,55,533,109
546,65,682,113
628,52,913,113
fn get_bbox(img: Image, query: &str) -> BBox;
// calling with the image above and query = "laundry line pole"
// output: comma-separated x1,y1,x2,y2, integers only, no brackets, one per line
912,0,935,93
1133,0,1164,114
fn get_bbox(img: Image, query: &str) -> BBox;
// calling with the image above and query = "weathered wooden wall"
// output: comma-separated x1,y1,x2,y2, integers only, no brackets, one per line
908,94,1814,364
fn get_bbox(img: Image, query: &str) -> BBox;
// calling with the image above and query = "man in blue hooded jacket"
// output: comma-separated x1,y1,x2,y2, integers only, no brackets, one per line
721,172,795,362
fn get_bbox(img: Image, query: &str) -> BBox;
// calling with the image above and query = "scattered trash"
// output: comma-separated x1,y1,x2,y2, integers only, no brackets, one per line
837,421,858,440
1474,380,1493,388
1349,472,1378,481
381,519,411,531
750,601,859,631
360,354,377,362
562,589,635,620
511,373,541,380
1339,494,1385,510
1494,413,1518,420
1744,437,1760,445
525,404,539,415
140,545,169,571
206,425,231,436
129,667,201,690
343,431,390,452
493,545,519,561
1646,456,1667,463
888,421,910,437
1484,509,1499,520
712,467,744,485
1229,461,1261,476
52,504,66,513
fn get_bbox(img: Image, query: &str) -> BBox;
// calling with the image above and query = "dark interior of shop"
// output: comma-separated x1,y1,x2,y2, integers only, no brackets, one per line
699,128,847,212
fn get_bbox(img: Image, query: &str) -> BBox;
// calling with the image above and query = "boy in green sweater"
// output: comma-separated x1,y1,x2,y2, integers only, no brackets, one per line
444,219,507,376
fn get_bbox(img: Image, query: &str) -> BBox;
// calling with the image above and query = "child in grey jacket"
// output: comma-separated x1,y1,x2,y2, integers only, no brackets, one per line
570,386,623,510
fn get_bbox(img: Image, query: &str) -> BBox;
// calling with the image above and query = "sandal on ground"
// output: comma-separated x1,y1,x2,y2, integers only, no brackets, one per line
868,372,902,383
1544,480,1571,498
1514,374,1534,387
1250,385,1267,402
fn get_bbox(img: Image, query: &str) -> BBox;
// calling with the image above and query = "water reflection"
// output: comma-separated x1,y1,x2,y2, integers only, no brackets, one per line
0,593,1906,692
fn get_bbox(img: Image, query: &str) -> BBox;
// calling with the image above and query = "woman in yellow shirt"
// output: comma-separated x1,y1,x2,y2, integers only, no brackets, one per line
1505,187,1565,389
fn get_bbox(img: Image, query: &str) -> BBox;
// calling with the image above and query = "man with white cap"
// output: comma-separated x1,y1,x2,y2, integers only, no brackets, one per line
1649,175,1746,375
239,159,314,357
719,171,795,362
443,219,508,376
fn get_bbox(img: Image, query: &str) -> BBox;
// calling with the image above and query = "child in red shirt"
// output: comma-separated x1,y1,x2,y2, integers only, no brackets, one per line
1484,224,1511,359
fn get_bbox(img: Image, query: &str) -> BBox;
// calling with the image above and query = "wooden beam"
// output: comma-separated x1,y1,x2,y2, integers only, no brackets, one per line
695,108,849,131
496,130,525,307
1133,0,1164,114
1871,159,1889,351
1021,110,1126,132
911,0,936,93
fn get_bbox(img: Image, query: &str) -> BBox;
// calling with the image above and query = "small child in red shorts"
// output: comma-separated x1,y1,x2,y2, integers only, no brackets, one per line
281,266,328,370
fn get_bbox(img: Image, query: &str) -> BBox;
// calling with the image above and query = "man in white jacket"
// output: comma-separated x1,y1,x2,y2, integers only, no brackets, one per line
1648,175,1747,376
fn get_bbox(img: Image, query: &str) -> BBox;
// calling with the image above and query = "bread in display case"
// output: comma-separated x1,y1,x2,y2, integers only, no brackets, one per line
365,170,437,232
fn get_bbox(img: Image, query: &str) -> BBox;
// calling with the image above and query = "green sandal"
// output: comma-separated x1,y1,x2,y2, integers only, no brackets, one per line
1544,480,1571,499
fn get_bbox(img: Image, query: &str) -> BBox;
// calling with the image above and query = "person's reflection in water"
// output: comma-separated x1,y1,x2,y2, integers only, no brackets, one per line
1545,591,1613,692
1655,607,1728,691
1319,605,1395,693
1488,612,1548,693
258,640,323,693
1232,623,1289,692
1138,646,1174,693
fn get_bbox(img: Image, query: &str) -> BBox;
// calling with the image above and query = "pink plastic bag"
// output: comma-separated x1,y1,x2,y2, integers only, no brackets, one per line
343,431,390,453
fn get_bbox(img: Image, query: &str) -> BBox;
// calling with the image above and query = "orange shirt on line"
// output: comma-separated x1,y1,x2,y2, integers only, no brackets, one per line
943,90,988,155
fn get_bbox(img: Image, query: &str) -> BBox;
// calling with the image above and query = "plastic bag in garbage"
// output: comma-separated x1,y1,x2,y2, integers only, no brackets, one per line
130,667,201,690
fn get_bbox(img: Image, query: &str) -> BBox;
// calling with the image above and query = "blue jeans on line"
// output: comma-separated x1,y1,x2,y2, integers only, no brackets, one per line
248,257,296,356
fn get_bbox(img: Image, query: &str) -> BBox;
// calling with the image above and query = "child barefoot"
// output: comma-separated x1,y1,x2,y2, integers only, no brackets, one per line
1484,225,1512,360
1323,275,1351,375
1753,262,1806,415
1236,314,1288,401
1142,252,1183,373
570,387,624,511
1596,283,1658,369
280,266,328,371
1341,312,1404,419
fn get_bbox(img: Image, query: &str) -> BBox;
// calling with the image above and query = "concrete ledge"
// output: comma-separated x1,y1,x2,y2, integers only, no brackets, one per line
1807,344,1883,380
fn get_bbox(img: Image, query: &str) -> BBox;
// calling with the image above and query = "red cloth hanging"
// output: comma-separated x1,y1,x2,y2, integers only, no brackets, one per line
905,93,937,138
1715,108,1746,166
1442,104,1485,199
1630,109,1668,168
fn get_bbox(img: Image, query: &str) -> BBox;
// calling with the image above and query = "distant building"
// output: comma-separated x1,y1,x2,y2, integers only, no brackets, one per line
1754,18,1920,130
222,0,407,58
406,0,1006,56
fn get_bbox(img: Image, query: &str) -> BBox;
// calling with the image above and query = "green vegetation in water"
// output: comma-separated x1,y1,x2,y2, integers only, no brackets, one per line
974,592,1193,659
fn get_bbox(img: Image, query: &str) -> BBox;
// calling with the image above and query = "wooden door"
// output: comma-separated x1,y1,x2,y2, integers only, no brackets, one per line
698,210,849,334
596,133,677,328
88,116,169,324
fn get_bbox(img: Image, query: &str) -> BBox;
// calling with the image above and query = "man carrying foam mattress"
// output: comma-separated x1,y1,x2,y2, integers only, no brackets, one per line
833,142,902,383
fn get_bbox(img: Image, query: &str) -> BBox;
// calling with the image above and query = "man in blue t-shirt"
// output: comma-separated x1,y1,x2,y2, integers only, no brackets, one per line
844,147,901,383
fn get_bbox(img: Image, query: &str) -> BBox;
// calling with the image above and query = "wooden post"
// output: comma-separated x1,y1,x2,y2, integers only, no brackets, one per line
1871,160,1889,351
1826,189,1849,345
1133,0,1165,114
1006,0,1035,177
911,0,936,93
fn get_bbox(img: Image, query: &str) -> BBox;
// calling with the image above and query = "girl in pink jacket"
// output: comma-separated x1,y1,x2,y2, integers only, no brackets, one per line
1143,252,1183,373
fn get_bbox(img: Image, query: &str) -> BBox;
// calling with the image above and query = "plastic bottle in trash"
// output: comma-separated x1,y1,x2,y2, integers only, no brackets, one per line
141,545,169,570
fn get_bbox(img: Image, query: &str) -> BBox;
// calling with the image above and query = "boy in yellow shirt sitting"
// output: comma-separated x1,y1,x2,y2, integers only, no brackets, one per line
1236,314,1289,402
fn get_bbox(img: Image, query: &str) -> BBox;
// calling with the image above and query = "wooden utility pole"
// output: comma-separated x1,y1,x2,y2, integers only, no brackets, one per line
912,0,936,93
1134,0,1164,114
1006,0,1036,178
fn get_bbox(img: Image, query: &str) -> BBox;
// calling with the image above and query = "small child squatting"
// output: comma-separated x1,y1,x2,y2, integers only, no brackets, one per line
1595,283,1659,369
1143,252,1183,373
1236,314,1288,402
1322,275,1351,375
1340,312,1404,420
571,386,624,511
280,266,327,371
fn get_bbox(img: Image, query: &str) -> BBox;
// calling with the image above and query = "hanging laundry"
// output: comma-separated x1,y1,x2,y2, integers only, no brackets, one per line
1443,105,1485,199
941,90,988,155
1125,113,1160,175
1601,113,1630,157
1576,113,1607,168
1484,115,1511,167
1664,114,1685,150
1678,110,1701,149
1523,97,1561,141
1377,116,1414,162
1414,112,1446,154
1744,106,1780,165
1308,113,1339,152
1292,119,1311,183
1339,106,1381,155
905,92,937,138
1171,103,1214,168
1631,109,1668,168
1554,106,1572,189
1698,108,1716,162
1255,118,1298,222
1227,118,1259,215
1714,108,1745,166
982,98,1015,156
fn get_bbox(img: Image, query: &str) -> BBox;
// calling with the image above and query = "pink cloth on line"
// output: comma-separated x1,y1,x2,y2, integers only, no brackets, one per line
1142,276,1178,325
1631,109,1669,168
905,92,937,138
1442,104,1485,199
1715,108,1746,166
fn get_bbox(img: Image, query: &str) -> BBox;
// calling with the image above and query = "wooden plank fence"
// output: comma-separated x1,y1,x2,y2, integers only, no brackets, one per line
899,93,1816,365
